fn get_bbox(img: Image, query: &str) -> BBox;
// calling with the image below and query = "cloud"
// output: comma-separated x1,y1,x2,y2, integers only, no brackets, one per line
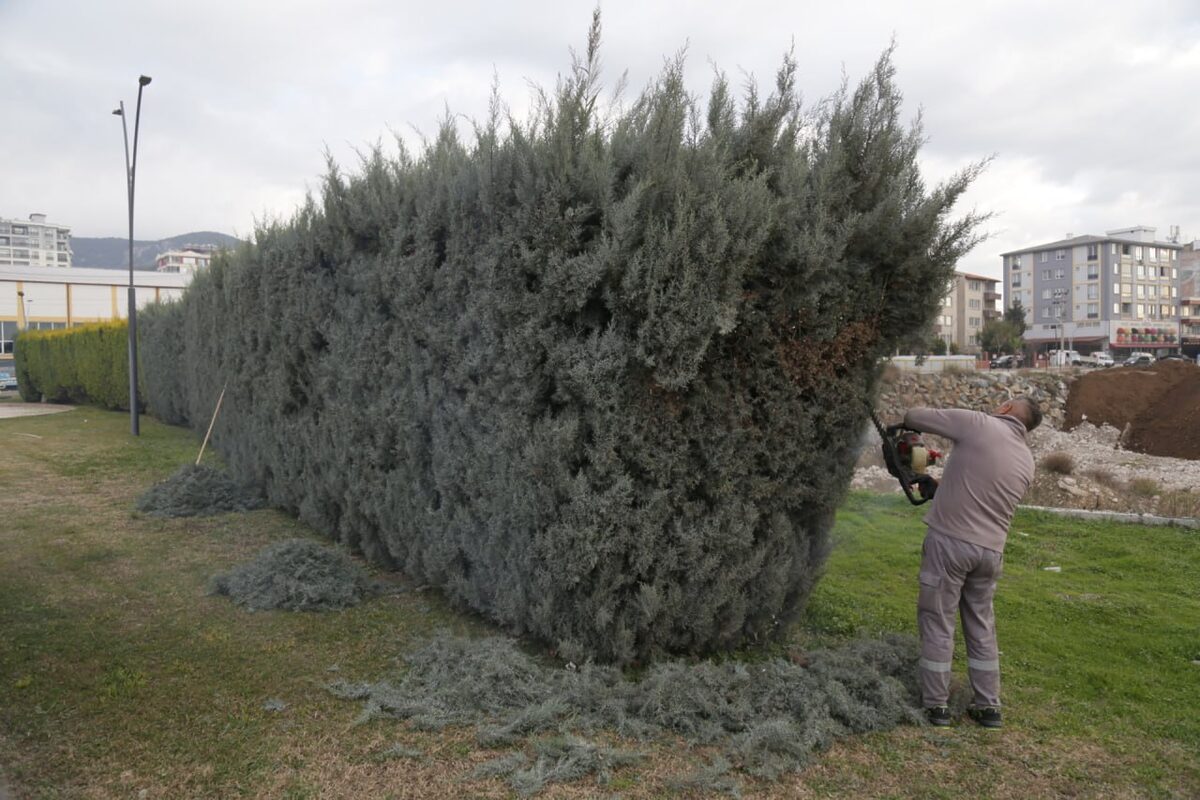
1,0,1197,279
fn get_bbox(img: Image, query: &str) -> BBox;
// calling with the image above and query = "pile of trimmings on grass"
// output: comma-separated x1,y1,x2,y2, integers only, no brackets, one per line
210,538,376,612
331,633,922,795
135,464,265,517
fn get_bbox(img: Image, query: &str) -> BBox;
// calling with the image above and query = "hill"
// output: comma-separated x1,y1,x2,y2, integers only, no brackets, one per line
71,231,243,269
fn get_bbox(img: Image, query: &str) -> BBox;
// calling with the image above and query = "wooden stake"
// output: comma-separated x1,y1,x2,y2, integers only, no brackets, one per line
196,382,227,466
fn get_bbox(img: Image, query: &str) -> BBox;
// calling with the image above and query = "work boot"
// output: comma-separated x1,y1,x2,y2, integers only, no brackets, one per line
968,706,1002,729
925,705,953,726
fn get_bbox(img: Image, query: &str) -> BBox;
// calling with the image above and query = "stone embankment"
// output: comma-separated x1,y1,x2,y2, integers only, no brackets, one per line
873,365,1070,429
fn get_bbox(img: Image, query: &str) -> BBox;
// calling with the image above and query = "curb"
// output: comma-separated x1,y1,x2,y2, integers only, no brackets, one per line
1018,504,1200,530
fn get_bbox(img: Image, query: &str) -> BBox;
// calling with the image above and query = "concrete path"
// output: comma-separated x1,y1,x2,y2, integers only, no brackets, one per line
0,402,74,420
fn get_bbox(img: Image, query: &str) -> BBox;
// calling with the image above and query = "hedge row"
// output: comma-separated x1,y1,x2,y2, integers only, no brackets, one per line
139,27,982,664
14,321,136,409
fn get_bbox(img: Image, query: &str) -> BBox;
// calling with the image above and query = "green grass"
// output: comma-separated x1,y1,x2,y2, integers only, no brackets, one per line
1,407,1197,798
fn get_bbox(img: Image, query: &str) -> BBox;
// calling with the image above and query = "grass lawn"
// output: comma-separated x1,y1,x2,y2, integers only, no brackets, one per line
1,407,1197,799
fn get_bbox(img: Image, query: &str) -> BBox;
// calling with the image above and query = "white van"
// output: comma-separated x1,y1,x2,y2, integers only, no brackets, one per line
1048,349,1081,367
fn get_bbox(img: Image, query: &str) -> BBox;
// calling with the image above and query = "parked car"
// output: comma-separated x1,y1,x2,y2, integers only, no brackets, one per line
1089,351,1115,367
1158,353,1190,362
0,370,18,391
989,354,1023,369
1123,352,1155,367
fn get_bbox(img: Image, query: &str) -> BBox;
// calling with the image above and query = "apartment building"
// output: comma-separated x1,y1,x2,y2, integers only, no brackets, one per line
932,271,1001,353
1180,241,1200,356
1001,226,1183,354
0,213,72,268
155,244,216,274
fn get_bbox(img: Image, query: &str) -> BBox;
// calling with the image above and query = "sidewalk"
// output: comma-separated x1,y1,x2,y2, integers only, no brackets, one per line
0,402,74,420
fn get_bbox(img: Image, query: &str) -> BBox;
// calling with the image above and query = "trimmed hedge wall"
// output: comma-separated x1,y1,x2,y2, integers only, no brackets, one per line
140,31,982,664
14,321,135,409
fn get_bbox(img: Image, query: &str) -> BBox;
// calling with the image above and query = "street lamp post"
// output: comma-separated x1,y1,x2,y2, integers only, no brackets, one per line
113,75,151,436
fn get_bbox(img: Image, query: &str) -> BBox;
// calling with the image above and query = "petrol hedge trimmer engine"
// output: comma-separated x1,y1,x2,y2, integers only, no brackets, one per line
869,411,942,506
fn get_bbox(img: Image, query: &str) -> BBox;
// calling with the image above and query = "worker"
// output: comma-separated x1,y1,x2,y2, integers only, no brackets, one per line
903,396,1041,729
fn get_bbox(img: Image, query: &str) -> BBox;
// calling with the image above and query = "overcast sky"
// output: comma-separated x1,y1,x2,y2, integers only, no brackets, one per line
2,0,1198,278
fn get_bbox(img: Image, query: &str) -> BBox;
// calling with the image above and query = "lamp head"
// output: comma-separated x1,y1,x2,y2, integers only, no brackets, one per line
138,75,152,86
112,108,123,116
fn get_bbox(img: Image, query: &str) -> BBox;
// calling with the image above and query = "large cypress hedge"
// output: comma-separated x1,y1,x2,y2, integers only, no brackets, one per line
14,321,135,409
140,25,982,664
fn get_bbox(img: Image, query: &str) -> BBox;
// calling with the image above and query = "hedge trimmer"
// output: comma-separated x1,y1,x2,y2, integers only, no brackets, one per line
869,410,941,506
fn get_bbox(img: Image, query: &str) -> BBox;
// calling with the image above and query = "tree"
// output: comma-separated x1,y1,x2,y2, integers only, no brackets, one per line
981,301,1028,354
139,19,984,664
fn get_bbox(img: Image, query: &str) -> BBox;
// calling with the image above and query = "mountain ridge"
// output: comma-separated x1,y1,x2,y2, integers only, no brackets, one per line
71,231,243,269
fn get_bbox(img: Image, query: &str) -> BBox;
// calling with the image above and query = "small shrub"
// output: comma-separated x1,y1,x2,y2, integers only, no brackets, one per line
1040,451,1075,475
1083,468,1117,488
1129,478,1159,498
136,464,265,518
1156,490,1198,518
209,538,375,611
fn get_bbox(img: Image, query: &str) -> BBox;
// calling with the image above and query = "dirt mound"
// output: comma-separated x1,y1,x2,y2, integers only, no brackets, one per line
1065,360,1200,459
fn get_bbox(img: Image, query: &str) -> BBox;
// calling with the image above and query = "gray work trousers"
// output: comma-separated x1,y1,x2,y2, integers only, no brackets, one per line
917,529,1003,709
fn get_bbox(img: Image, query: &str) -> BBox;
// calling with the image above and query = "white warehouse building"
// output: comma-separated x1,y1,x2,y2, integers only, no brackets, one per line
0,264,191,373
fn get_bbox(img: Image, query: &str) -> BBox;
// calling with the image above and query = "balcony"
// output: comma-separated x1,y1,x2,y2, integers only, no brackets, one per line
984,291,1001,302
984,309,1002,320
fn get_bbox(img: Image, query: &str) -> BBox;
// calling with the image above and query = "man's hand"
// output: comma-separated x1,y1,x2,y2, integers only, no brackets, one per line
914,474,939,500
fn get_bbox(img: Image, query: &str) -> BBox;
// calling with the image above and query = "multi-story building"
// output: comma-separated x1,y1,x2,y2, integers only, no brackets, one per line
1001,226,1183,355
1180,241,1200,357
155,244,216,274
0,213,72,268
932,271,1001,353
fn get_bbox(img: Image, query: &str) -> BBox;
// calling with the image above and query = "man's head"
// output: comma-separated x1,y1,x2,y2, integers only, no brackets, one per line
996,395,1043,432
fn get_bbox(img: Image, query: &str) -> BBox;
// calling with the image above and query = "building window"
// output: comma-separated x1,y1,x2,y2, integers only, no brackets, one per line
1042,289,1051,300
1041,269,1051,280
1039,252,1048,263
1054,268,1065,280
1087,303,1099,318
1087,284,1098,300
1137,285,1145,298
1113,302,1121,315
969,298,981,308
1041,307,1050,319
969,317,981,327
1137,304,1145,318
969,280,981,291
1011,255,1022,269
1087,244,1099,260
1056,249,1066,261
1087,265,1099,279
0,320,17,354
1122,243,1132,256
1012,275,1022,288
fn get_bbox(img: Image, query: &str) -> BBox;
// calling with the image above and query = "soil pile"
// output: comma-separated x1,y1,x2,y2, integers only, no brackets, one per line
136,465,265,517
1064,361,1200,459
210,539,376,611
